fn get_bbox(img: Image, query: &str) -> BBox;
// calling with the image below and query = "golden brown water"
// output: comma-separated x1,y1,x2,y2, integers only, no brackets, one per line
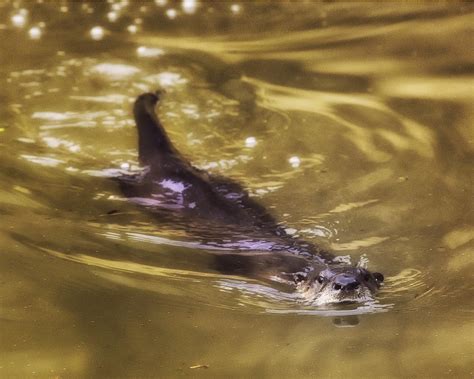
1,1,473,378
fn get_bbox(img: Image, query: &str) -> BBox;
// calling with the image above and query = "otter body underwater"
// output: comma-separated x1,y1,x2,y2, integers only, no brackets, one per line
117,91,384,305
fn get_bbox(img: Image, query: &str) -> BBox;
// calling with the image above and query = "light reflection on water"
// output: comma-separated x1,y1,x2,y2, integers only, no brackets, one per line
0,1,473,378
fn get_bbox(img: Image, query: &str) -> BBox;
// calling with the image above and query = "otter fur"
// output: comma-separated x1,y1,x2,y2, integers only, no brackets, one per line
117,91,384,305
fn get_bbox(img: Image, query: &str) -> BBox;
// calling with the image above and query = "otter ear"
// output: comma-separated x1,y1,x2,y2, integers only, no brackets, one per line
373,272,384,283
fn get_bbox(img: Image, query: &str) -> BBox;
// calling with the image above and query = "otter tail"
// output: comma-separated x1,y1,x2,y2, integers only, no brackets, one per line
133,90,177,167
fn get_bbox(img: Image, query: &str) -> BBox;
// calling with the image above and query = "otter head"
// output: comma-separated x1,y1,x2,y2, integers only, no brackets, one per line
294,265,384,305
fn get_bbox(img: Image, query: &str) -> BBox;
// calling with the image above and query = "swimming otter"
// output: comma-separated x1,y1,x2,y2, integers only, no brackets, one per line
117,90,384,305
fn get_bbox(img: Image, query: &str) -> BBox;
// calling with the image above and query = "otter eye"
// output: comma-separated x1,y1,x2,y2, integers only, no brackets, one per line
317,275,324,284
373,273,384,283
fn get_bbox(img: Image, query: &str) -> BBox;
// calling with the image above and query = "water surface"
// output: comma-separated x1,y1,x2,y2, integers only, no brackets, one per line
1,1,473,378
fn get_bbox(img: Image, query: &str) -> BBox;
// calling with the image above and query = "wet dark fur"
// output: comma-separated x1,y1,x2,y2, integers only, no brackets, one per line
117,91,383,302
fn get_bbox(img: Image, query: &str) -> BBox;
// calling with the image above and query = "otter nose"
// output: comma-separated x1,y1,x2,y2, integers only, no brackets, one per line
332,275,360,291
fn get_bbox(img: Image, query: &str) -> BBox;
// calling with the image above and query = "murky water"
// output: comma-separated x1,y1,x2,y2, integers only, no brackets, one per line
1,1,473,378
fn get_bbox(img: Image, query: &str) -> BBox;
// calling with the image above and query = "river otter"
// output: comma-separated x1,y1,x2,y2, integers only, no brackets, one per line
117,90,384,305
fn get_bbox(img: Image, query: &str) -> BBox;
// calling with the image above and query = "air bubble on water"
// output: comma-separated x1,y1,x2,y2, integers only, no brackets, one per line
166,8,178,19
28,26,42,40
90,26,105,40
155,0,167,6
107,11,119,22
182,0,198,14
120,162,130,170
127,24,138,34
230,4,241,14
11,13,27,28
245,136,257,148
289,156,301,168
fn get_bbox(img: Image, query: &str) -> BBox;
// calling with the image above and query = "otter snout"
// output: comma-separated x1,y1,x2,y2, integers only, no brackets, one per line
297,265,383,305
332,274,360,291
